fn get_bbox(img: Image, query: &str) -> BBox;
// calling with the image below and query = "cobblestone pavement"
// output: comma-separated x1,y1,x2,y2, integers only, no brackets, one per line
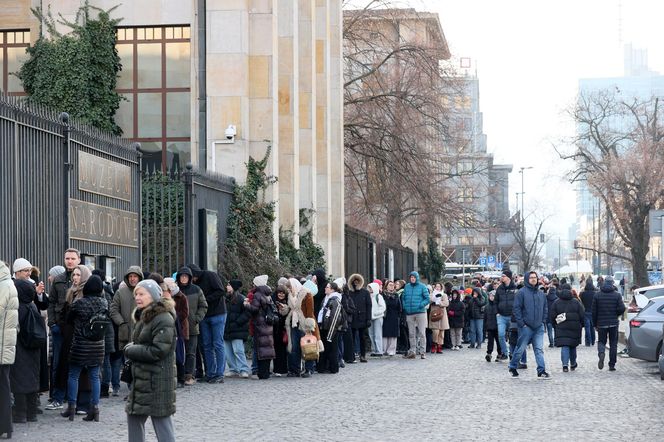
10,343,664,441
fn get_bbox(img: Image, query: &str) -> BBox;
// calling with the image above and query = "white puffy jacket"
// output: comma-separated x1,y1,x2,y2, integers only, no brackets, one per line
0,261,19,365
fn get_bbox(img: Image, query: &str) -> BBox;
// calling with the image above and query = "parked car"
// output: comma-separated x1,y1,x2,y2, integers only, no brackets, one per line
628,284,664,331
627,296,664,363
660,323,664,380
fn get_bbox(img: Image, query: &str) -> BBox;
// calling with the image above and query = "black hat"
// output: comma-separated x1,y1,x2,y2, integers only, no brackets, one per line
230,279,243,291
83,275,104,296
501,269,513,279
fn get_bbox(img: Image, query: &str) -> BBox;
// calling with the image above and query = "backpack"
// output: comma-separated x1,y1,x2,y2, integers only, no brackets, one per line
300,332,319,361
19,305,47,349
82,309,111,341
264,300,280,326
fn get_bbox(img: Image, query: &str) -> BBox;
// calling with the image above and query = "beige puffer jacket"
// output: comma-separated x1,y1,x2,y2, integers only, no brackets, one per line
0,261,19,365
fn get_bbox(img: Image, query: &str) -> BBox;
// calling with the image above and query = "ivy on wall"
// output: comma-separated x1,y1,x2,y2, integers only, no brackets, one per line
18,2,124,135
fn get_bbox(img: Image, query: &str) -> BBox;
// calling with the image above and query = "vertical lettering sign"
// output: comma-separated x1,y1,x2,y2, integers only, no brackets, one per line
78,151,132,201
69,199,139,248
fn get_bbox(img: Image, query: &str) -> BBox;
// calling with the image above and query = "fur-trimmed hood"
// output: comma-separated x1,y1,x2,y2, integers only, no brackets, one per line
349,273,364,290
133,299,175,324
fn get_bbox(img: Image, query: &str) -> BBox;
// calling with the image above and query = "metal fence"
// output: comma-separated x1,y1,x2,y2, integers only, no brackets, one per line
0,95,141,280
344,225,414,281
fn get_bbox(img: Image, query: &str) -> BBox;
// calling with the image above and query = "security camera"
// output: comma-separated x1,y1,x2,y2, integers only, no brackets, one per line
225,125,236,140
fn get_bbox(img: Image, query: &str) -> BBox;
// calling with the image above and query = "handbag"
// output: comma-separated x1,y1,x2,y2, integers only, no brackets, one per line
430,305,444,322
120,359,133,384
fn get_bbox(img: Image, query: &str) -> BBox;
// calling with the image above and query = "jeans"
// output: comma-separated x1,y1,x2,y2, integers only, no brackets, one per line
597,326,619,368
102,353,121,391
51,327,65,402
545,322,554,345
469,319,484,346
497,315,511,356
288,327,315,374
509,324,546,374
584,312,595,346
200,314,227,378
224,339,249,375
184,335,198,376
369,318,384,354
561,346,577,367
406,313,427,354
68,364,100,407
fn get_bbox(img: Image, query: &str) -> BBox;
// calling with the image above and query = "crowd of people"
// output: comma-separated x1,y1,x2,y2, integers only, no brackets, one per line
0,248,629,440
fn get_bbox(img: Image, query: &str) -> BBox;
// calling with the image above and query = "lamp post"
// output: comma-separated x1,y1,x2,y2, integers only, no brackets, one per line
518,166,533,270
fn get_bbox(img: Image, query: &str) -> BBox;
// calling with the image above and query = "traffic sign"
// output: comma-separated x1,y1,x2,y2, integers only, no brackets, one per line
488,255,495,264
496,262,503,270
479,257,487,266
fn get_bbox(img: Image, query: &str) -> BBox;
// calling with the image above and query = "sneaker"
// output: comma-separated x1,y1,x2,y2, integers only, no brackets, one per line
549,344,554,348
598,353,605,370
517,364,528,370
112,387,120,397
537,371,551,379
453,346,459,351
339,360,345,368
420,354,426,360
226,372,240,378
273,373,283,377
45,401,63,410
499,354,509,360
301,371,311,378
562,366,569,373
570,363,578,371
360,357,368,363
250,374,259,380
240,372,250,378
206,375,219,383
485,354,492,362
404,352,416,359
468,344,475,349
509,368,519,377
184,377,196,386
609,366,616,371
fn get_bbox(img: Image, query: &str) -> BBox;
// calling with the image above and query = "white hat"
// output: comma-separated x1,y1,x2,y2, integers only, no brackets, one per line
253,274,268,287
13,258,32,273
333,277,346,288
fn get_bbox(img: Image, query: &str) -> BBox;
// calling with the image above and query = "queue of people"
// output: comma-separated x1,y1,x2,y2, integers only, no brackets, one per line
0,250,628,441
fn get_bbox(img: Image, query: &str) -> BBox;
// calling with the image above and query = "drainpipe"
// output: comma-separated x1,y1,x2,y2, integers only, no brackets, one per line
198,0,207,170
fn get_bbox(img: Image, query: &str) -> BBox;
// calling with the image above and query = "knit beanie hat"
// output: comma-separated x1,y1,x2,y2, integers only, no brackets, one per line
501,269,513,279
253,274,268,287
230,279,243,291
83,275,104,296
164,277,179,296
277,277,289,288
136,279,163,302
12,258,32,273
49,265,66,278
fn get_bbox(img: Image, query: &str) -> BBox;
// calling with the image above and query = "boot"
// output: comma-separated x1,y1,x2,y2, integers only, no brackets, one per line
431,344,437,353
82,405,99,422
61,403,76,421
438,344,443,353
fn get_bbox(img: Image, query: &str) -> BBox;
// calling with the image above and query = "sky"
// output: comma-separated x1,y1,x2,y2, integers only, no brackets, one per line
408,0,664,241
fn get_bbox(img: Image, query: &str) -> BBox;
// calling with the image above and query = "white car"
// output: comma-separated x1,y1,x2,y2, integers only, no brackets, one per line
627,284,664,339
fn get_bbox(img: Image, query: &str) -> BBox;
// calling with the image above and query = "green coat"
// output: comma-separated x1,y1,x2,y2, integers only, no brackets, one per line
124,300,176,417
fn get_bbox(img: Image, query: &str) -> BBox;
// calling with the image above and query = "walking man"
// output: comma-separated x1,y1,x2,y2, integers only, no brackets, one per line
401,272,430,359
592,276,625,371
508,271,550,379
494,269,517,361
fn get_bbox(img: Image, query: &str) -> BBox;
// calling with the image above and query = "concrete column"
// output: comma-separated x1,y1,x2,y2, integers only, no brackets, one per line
277,0,300,244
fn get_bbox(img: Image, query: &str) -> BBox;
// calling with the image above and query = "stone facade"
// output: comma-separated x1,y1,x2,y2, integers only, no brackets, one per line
1,0,345,276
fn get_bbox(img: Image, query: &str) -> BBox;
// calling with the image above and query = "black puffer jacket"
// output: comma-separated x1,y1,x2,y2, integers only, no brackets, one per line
67,292,107,367
224,291,250,341
341,289,356,329
544,286,558,324
246,286,275,360
10,280,40,394
448,297,465,329
348,274,372,329
592,281,625,328
550,285,585,347
468,293,486,320
495,281,518,317
483,300,498,331
580,281,596,312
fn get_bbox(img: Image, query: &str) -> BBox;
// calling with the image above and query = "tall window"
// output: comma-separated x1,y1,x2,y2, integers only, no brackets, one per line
115,26,191,171
0,30,30,95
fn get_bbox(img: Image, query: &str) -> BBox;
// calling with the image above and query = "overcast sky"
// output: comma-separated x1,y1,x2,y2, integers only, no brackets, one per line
411,0,664,240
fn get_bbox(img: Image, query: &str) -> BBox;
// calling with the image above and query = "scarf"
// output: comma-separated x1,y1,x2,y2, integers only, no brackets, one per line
317,292,341,323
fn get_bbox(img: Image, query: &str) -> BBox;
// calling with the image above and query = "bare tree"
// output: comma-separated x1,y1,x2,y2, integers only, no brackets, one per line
557,91,664,286
343,2,488,244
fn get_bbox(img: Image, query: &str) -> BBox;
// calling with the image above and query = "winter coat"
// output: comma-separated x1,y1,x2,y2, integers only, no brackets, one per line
312,269,327,315
125,301,176,417
172,292,190,340
48,269,75,327
319,294,344,341
285,285,321,351
0,262,18,365
495,281,518,317
224,291,250,341
544,287,558,324
401,272,430,315
68,292,107,367
101,289,116,354
382,292,402,338
348,274,372,328
176,267,208,336
468,294,486,320
246,286,276,360
513,274,547,330
189,266,226,317
483,300,498,331
549,287,585,347
592,281,625,328
341,290,356,329
10,280,39,394
447,297,465,329
369,288,386,320
428,291,450,330
110,266,144,348
580,283,596,312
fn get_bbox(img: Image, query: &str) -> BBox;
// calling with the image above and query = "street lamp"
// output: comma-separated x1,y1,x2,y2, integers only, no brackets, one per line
518,166,533,270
